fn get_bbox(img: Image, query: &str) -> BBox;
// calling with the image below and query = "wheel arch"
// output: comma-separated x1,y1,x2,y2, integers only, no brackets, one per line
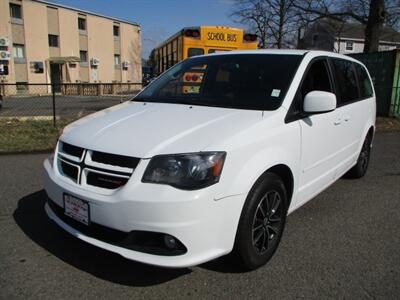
266,164,294,206
240,163,295,209
367,125,375,145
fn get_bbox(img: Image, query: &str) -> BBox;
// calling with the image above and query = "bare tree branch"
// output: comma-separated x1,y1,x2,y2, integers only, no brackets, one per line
230,0,400,52
230,0,299,48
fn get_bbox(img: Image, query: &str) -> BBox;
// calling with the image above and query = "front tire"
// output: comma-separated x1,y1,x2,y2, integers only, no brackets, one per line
234,173,288,270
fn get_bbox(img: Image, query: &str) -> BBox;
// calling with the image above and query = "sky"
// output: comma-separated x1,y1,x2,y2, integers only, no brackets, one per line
47,0,240,59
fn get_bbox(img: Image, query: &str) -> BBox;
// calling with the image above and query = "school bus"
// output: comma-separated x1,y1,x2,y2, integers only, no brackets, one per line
150,26,258,75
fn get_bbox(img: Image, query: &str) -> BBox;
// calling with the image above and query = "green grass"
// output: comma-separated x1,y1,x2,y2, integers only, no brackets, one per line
0,116,399,154
0,118,73,153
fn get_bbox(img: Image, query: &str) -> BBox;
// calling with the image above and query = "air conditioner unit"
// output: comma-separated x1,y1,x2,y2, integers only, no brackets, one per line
122,60,130,69
0,50,11,61
90,58,100,66
0,37,10,47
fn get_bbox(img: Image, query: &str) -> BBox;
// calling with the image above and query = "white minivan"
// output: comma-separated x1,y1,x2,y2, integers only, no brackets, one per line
44,50,375,270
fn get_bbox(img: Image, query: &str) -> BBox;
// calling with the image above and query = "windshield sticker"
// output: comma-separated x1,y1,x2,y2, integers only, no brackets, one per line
271,89,281,98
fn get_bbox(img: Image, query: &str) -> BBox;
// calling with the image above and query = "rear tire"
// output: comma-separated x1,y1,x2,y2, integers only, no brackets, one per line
234,173,288,270
346,134,372,179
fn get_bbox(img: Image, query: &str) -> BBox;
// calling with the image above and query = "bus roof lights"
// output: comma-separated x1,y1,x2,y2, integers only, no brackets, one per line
184,29,200,38
244,34,257,42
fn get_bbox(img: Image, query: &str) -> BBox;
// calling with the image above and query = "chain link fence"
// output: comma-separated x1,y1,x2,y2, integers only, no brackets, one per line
0,83,142,125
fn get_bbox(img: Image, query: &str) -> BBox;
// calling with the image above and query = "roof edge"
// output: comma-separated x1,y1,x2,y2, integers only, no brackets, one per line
32,0,140,27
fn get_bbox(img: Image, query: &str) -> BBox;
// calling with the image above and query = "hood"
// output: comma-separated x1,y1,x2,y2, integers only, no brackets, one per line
61,101,272,158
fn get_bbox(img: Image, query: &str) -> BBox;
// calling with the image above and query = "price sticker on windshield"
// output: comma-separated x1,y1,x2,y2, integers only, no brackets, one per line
271,89,281,98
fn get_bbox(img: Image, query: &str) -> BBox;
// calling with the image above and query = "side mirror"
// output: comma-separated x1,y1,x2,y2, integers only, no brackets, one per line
303,91,337,114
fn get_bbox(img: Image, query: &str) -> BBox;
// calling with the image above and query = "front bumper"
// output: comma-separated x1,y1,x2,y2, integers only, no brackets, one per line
43,158,246,268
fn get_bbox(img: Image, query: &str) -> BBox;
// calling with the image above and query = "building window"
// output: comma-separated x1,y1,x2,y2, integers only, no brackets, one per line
113,25,120,37
114,54,121,65
13,44,25,63
346,41,354,51
114,54,120,66
78,17,86,31
48,35,59,47
16,82,28,93
10,3,22,20
80,50,88,62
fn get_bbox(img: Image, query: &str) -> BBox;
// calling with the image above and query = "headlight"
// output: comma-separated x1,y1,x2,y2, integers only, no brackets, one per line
142,152,226,190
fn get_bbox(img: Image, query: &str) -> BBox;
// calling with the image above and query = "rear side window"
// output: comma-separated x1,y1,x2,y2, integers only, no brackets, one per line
355,64,373,98
331,59,359,104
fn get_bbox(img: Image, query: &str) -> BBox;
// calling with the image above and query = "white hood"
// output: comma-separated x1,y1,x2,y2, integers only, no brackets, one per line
61,101,270,158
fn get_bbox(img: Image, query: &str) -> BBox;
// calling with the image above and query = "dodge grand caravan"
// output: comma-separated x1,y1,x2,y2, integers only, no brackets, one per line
44,50,376,270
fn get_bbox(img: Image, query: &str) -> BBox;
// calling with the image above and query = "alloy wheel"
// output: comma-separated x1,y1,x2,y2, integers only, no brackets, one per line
252,190,283,255
359,137,371,172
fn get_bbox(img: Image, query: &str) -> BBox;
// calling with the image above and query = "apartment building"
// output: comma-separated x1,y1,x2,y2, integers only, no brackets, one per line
0,0,142,87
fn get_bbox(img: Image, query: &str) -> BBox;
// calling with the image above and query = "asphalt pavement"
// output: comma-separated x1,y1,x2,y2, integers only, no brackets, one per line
0,132,399,299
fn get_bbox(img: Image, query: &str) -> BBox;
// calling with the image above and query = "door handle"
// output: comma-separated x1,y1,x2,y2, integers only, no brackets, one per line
333,118,341,125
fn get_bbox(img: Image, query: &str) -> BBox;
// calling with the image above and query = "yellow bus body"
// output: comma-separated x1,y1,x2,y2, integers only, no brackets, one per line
151,26,258,75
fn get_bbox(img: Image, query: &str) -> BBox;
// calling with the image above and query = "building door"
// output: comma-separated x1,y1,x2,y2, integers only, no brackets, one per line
50,63,62,92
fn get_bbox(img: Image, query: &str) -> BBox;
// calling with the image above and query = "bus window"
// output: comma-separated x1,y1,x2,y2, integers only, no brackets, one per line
188,48,204,57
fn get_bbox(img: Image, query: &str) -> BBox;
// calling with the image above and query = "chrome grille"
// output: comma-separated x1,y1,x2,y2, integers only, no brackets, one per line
86,171,130,189
61,142,84,158
58,158,79,182
56,141,140,189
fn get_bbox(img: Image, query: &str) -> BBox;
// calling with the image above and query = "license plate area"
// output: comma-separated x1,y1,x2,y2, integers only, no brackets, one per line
63,193,90,225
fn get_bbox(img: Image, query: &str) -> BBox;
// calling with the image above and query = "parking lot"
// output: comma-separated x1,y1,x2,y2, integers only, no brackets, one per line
0,132,399,299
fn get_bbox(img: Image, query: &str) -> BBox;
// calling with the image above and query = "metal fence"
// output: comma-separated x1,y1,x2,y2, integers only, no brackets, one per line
0,82,142,126
349,49,400,118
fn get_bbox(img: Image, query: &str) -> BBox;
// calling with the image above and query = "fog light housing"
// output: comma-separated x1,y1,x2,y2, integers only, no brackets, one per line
164,234,177,249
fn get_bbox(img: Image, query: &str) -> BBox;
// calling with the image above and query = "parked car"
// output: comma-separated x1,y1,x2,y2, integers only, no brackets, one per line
44,50,376,270
142,66,153,86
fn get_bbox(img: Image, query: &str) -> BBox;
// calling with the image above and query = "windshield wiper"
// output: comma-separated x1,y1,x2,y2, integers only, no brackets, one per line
132,97,240,109
132,97,209,107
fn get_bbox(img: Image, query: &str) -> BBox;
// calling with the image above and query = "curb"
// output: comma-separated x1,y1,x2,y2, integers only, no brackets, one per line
0,116,57,121
0,149,53,156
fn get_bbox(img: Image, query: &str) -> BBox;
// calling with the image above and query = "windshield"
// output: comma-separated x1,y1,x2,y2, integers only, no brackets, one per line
134,54,303,110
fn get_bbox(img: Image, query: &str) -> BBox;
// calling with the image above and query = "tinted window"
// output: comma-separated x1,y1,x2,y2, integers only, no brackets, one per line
135,54,303,111
188,48,204,57
285,59,334,117
355,64,373,98
332,59,359,104
301,59,333,98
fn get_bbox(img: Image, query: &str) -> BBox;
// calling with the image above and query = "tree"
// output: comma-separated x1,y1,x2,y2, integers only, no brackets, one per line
293,0,400,53
230,0,299,48
364,0,385,52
